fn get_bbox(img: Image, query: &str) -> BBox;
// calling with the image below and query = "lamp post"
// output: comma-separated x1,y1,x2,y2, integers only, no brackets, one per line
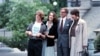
53,1,57,13
94,29,100,37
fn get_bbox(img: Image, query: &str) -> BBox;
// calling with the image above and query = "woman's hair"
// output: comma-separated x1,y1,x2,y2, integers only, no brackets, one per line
36,10,44,20
47,11,57,23
70,9,80,17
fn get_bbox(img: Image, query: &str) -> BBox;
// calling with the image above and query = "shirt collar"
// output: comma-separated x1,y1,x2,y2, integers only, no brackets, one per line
61,16,67,21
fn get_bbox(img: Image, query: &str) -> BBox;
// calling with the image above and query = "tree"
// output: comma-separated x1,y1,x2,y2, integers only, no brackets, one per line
0,0,13,28
5,0,51,50
94,34,100,52
50,0,67,8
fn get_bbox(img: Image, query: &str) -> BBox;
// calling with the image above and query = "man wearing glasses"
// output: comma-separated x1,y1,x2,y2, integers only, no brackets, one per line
57,8,73,56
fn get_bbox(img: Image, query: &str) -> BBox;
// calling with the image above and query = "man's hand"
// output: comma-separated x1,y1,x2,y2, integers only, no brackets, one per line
25,31,33,36
37,33,46,39
36,33,41,37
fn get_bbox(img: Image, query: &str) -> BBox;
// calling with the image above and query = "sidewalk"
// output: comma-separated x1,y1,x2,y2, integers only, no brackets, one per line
0,48,27,56
0,52,27,56
0,41,57,56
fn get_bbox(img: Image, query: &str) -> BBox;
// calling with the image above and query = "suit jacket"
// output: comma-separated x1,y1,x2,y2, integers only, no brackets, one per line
57,18,72,47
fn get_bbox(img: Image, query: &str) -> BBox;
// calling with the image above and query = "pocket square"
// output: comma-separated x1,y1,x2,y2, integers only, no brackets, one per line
66,24,69,26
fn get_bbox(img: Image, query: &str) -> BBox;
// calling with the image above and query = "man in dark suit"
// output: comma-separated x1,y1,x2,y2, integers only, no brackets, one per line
57,8,72,56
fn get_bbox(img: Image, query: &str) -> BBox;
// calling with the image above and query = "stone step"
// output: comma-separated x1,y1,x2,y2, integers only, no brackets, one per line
83,7,100,39
0,47,13,53
0,52,27,56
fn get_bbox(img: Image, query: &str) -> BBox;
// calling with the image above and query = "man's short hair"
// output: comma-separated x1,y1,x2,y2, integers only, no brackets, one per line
70,9,80,17
36,10,44,20
61,7,68,13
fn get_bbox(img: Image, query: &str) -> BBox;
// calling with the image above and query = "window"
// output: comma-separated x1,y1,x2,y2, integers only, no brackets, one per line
71,0,81,7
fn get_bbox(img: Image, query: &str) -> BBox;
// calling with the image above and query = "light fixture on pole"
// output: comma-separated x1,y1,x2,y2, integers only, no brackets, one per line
53,1,57,6
53,1,57,13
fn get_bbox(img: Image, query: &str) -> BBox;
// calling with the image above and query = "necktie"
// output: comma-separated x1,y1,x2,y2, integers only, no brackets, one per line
60,19,63,32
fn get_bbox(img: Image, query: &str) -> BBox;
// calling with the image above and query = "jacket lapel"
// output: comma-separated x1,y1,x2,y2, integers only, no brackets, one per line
75,18,82,31
62,19,69,32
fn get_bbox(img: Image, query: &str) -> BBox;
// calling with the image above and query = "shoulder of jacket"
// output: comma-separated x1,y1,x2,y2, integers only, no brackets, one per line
29,22,34,26
67,18,73,22
79,19,86,24
43,20,47,24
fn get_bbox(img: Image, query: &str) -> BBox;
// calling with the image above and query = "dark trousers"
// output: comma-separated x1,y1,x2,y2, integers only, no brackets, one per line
27,39,42,56
57,45,70,56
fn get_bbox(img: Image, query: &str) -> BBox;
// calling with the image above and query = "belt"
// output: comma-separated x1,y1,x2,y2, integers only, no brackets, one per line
29,36,42,40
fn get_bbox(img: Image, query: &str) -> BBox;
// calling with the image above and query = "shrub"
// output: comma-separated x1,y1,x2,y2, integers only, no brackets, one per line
4,0,51,51
0,36,28,51
94,34,100,52
0,36,10,46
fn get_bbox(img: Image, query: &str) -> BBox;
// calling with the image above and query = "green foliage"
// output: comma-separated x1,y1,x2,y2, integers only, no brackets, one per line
0,0,53,29
42,3,54,11
49,0,67,8
0,36,28,51
94,34,100,51
1,0,51,50
10,31,28,51
0,0,13,28
0,0,54,50
6,0,50,30
0,36,10,45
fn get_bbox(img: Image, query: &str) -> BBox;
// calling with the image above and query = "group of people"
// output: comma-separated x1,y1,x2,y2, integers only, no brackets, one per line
25,7,88,56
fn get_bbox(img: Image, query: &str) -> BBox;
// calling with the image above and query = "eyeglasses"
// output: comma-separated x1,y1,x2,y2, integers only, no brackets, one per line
60,12,66,13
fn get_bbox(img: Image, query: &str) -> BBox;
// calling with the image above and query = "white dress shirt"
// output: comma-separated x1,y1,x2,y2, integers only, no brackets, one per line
59,16,67,28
